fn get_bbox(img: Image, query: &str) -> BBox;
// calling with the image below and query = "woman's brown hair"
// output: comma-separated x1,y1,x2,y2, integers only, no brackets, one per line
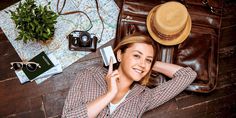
114,33,158,86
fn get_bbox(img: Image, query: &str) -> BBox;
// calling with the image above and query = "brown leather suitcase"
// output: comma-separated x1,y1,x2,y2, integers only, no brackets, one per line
113,0,222,93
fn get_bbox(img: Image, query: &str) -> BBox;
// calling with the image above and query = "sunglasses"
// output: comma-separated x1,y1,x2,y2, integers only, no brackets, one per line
10,62,41,72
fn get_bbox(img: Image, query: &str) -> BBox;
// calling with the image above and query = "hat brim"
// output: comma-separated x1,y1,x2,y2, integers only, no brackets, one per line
146,5,192,46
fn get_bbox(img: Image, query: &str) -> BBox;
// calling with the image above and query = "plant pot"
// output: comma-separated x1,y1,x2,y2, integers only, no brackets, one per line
38,39,52,45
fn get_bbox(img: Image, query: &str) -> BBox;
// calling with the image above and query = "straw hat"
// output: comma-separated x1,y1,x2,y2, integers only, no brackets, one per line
146,1,191,46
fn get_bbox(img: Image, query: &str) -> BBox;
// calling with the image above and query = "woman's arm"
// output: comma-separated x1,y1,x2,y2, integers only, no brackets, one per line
87,59,119,118
62,61,119,118
152,61,183,78
144,61,197,111
62,71,88,118
86,92,115,117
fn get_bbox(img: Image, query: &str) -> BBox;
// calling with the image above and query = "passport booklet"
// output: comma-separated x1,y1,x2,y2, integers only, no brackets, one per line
22,51,54,81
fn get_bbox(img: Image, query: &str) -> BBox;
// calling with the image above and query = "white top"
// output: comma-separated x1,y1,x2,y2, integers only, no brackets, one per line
109,90,130,114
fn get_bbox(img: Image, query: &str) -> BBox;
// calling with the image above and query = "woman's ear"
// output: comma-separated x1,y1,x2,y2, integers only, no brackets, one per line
116,49,122,62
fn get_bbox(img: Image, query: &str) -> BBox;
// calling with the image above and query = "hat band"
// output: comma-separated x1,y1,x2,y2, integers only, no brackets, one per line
150,17,185,40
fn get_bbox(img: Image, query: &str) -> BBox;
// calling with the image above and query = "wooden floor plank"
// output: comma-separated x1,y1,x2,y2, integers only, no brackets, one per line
0,29,21,80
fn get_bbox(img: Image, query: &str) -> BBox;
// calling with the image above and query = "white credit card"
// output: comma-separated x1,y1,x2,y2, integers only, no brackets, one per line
100,46,117,66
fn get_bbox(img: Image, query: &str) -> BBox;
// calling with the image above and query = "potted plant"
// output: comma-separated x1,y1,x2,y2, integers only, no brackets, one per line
10,0,58,44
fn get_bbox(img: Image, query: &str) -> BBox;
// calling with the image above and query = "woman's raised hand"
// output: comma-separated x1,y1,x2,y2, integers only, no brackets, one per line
86,58,120,118
105,57,119,97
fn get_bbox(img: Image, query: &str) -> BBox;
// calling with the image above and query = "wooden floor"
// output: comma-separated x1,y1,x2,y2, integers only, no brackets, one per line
1,0,236,118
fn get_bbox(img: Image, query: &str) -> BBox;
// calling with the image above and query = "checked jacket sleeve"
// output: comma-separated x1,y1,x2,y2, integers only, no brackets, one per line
143,67,197,111
62,71,88,118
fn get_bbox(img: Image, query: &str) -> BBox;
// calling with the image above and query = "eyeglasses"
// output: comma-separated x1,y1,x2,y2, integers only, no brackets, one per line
10,62,41,72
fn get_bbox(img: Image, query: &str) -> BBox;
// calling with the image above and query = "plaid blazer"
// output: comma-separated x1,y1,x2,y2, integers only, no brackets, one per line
62,64,197,118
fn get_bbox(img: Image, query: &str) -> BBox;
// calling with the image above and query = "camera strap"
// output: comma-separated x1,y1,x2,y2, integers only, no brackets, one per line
56,0,104,42
95,0,104,43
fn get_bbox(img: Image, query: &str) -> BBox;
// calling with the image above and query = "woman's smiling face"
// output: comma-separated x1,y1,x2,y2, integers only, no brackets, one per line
118,43,154,82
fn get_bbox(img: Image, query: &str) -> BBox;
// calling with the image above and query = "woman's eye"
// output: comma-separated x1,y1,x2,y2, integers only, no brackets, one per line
146,59,152,64
134,54,140,58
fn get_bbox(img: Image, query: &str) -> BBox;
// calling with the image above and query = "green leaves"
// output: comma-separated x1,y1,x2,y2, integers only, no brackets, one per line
10,0,58,43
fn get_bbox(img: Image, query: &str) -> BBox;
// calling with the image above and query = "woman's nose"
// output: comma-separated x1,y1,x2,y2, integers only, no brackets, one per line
138,59,145,68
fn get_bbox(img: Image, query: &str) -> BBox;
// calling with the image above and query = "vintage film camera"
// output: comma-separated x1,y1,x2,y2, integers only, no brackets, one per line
68,30,98,52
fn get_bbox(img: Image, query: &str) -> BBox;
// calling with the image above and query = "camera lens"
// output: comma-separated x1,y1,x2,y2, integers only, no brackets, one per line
81,35,88,42
79,33,91,47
